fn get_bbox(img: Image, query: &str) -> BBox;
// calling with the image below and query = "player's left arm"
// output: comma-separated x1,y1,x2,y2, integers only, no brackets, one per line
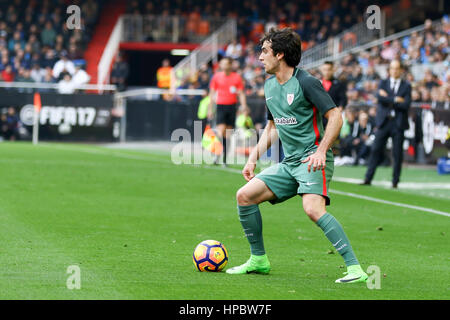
301,75,342,172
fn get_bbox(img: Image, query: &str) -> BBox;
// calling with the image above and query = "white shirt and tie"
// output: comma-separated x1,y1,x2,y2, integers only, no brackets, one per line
389,77,401,117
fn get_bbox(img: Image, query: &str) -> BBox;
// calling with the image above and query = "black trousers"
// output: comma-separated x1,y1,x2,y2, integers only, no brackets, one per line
365,120,405,185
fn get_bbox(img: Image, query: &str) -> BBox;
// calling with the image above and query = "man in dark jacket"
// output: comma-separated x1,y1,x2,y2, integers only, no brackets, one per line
362,59,411,188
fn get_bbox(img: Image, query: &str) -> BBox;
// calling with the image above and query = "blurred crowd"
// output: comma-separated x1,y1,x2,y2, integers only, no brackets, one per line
170,15,448,164
0,0,101,93
126,0,385,49
177,16,449,109
308,17,450,111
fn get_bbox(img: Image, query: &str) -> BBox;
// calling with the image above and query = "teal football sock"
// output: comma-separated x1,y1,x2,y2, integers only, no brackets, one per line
237,204,265,256
316,213,359,266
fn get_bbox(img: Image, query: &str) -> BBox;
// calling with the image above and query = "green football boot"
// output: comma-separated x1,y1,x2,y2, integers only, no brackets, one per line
335,265,368,283
226,254,271,275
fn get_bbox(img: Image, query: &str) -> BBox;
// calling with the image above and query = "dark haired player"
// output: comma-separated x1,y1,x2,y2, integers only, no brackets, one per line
226,28,368,284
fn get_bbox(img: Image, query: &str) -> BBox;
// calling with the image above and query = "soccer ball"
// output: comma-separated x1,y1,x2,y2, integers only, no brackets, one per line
193,240,228,272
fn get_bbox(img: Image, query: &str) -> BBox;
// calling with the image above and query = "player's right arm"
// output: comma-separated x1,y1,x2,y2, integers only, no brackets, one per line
242,119,278,181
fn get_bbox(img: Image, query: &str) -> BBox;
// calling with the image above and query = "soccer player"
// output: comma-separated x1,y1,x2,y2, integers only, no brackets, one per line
226,28,368,284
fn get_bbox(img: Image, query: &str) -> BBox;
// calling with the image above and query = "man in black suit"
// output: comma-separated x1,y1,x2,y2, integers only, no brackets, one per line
320,61,347,127
362,59,411,188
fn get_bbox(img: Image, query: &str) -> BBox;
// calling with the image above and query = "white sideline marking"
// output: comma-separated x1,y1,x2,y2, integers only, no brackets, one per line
193,164,450,217
329,190,450,217
334,177,450,190
40,144,450,217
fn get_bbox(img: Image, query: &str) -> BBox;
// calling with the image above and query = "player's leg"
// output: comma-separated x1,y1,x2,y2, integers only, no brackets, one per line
226,177,275,274
302,193,368,283
295,159,367,284
227,163,298,275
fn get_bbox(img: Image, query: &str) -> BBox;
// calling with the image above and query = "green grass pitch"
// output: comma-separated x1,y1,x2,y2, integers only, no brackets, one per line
0,142,448,299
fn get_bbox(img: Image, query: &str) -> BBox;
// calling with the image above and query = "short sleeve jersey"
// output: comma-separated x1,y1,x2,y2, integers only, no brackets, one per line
265,68,336,163
210,71,244,105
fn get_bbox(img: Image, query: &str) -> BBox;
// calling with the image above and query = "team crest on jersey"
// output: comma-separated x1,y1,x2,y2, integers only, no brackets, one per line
287,93,294,105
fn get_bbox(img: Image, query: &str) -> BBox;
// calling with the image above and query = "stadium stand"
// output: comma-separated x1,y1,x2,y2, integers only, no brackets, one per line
0,0,447,158
172,15,448,106
125,0,397,48
0,0,104,87
167,12,448,163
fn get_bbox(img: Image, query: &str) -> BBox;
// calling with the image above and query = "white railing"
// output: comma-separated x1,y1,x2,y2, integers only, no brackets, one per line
121,14,230,43
115,87,206,99
301,18,442,71
171,19,236,89
97,16,124,88
300,15,386,69
0,81,117,92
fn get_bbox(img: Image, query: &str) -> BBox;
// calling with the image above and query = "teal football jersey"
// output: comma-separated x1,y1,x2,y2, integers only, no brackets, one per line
264,68,337,163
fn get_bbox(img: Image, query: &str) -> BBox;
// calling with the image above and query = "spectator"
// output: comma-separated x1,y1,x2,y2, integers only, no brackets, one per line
30,63,46,82
422,69,439,90
71,63,91,87
225,39,243,60
15,67,34,93
52,50,75,80
156,58,172,89
27,34,41,54
8,31,24,52
39,67,56,93
1,65,14,82
42,48,58,69
319,60,347,128
82,0,99,25
339,107,357,158
0,31,7,49
16,67,33,82
2,107,20,141
198,71,210,90
346,88,363,108
0,55,9,71
57,72,75,94
41,21,57,47
352,111,374,165
67,44,83,60
110,53,129,91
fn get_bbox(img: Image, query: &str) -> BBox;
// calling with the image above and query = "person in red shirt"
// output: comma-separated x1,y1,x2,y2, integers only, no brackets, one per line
1,65,15,82
208,57,249,165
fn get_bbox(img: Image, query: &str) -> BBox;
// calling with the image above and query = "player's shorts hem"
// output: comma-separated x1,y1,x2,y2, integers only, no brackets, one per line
254,176,295,205
298,192,331,206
